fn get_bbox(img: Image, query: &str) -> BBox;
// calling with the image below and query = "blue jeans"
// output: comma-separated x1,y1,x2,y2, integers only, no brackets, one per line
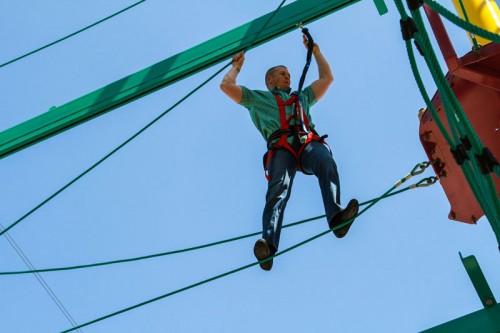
262,141,342,250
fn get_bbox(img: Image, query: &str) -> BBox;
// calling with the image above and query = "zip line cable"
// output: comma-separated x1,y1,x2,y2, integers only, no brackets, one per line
0,175,437,276
0,0,287,239
0,224,83,333
60,163,429,333
0,0,146,69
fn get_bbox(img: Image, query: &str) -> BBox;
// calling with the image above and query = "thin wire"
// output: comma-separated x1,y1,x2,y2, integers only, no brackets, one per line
0,224,83,333
61,179,399,333
0,0,146,69
0,0,287,238
0,180,437,276
242,0,287,53
0,64,228,238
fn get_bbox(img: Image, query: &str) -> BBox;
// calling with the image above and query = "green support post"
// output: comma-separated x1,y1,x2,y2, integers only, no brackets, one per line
459,252,497,308
373,0,388,15
420,253,499,332
0,0,386,159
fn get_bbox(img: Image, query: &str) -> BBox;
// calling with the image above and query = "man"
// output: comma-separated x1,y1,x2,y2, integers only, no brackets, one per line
220,36,359,271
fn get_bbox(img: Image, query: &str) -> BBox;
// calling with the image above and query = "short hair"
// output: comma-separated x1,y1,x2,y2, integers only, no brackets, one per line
265,65,287,89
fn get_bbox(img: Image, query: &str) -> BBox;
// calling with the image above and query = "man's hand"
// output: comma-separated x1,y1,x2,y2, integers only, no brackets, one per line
303,36,333,101
220,52,245,103
303,35,319,54
232,52,245,70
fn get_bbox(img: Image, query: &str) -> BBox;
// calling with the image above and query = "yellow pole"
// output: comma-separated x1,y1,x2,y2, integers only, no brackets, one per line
451,0,500,46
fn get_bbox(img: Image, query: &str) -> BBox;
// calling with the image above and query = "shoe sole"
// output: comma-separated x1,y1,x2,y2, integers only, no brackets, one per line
254,239,273,271
333,199,359,238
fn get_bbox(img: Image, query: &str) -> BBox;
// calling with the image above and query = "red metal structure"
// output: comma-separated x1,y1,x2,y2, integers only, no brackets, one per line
419,5,500,224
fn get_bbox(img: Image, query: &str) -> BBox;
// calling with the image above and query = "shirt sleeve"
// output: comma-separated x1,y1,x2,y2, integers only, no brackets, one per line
239,86,255,108
239,86,274,110
302,85,317,107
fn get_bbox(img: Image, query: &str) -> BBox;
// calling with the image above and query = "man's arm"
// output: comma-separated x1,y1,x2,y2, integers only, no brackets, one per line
220,52,245,103
306,36,334,101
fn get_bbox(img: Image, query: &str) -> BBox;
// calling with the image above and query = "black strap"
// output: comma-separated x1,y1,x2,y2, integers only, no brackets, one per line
297,27,314,94
266,128,297,150
293,26,315,132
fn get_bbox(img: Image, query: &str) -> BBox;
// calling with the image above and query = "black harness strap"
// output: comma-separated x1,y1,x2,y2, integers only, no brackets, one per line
293,25,315,133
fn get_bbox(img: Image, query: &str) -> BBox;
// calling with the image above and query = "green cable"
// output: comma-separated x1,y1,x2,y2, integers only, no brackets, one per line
397,0,499,230
0,179,438,276
61,176,406,333
394,0,500,241
457,0,481,50
0,0,146,69
404,40,456,147
425,0,500,44
393,0,408,20
410,7,500,228
419,6,500,231
396,1,458,153
0,63,231,238
412,5,490,190
410,6,485,154
62,164,437,332
0,0,289,238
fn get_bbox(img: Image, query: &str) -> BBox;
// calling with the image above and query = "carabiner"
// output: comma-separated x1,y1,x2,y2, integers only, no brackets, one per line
411,161,430,176
395,161,431,188
411,176,438,189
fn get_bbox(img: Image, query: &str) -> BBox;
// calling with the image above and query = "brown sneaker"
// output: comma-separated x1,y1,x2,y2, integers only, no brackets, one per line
328,199,359,238
253,238,274,271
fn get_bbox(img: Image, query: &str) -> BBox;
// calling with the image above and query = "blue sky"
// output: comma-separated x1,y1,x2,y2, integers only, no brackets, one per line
1,1,499,332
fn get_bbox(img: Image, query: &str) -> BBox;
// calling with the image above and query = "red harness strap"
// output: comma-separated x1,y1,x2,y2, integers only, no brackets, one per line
263,94,329,180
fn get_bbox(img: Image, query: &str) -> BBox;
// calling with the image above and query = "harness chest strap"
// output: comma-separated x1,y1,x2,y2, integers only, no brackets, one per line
263,94,329,180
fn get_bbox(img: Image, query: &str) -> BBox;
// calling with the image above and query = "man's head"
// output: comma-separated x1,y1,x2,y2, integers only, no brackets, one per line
265,65,291,91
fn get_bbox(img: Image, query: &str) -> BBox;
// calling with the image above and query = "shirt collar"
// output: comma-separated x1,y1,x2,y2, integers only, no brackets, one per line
270,87,292,94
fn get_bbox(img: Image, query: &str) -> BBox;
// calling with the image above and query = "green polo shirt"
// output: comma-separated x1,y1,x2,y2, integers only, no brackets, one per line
239,86,317,142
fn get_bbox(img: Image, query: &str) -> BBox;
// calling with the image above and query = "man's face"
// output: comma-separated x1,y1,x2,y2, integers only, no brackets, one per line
267,66,291,90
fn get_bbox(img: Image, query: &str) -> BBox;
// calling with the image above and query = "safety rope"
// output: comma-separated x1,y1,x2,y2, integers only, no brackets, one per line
60,162,433,333
0,174,437,276
456,0,480,50
411,3,500,231
0,0,146,69
420,4,500,228
0,0,288,239
394,0,500,245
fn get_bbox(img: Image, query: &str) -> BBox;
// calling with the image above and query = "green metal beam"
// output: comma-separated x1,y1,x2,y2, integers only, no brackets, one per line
420,303,500,333
0,0,381,159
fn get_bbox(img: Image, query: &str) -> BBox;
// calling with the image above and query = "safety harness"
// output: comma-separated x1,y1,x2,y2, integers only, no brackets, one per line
263,23,331,181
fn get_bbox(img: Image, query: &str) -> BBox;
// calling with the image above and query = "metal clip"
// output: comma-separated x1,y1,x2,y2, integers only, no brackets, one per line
296,22,305,30
395,161,431,188
411,161,430,176
411,176,438,189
